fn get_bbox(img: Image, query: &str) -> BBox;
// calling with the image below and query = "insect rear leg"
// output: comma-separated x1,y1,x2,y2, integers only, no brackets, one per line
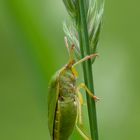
77,83,100,101
75,124,91,140
76,94,83,125
75,95,91,140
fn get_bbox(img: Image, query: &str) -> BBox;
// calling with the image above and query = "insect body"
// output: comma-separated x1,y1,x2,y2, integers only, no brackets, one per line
48,39,98,140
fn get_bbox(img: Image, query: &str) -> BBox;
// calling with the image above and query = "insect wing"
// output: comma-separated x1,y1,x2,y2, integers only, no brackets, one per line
48,71,60,138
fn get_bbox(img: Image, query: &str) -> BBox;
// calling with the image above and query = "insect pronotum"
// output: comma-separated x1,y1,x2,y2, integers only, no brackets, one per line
48,37,99,140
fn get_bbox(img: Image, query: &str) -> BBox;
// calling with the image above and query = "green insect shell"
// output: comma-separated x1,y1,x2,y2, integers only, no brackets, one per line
48,66,78,140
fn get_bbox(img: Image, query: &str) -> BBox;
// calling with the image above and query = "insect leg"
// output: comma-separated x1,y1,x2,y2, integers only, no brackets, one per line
77,90,84,105
77,83,100,101
72,53,98,67
75,125,91,140
76,94,83,125
75,95,91,140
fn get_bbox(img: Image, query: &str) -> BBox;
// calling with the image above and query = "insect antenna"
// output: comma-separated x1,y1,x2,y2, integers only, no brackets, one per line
64,36,70,56
64,36,76,63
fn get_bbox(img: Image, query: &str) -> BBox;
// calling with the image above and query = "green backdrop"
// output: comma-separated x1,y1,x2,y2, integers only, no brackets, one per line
0,0,140,140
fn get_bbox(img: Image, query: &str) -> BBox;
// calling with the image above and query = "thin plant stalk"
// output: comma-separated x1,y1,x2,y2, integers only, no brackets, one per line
78,0,99,140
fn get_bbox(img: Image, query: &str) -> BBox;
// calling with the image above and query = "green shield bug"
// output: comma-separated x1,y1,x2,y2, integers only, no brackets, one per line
48,37,99,140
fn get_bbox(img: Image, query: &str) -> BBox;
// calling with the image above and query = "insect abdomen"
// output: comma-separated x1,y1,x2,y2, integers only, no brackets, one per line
53,98,77,140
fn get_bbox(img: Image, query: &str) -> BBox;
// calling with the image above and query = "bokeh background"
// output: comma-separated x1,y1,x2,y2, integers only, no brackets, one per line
0,0,140,140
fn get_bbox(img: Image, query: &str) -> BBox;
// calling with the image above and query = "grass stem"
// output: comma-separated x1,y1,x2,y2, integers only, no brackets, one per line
78,0,99,140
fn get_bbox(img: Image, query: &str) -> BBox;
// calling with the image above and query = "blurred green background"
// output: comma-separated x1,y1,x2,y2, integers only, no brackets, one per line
0,0,140,140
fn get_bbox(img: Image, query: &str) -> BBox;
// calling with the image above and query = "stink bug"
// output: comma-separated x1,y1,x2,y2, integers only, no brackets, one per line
48,37,99,140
